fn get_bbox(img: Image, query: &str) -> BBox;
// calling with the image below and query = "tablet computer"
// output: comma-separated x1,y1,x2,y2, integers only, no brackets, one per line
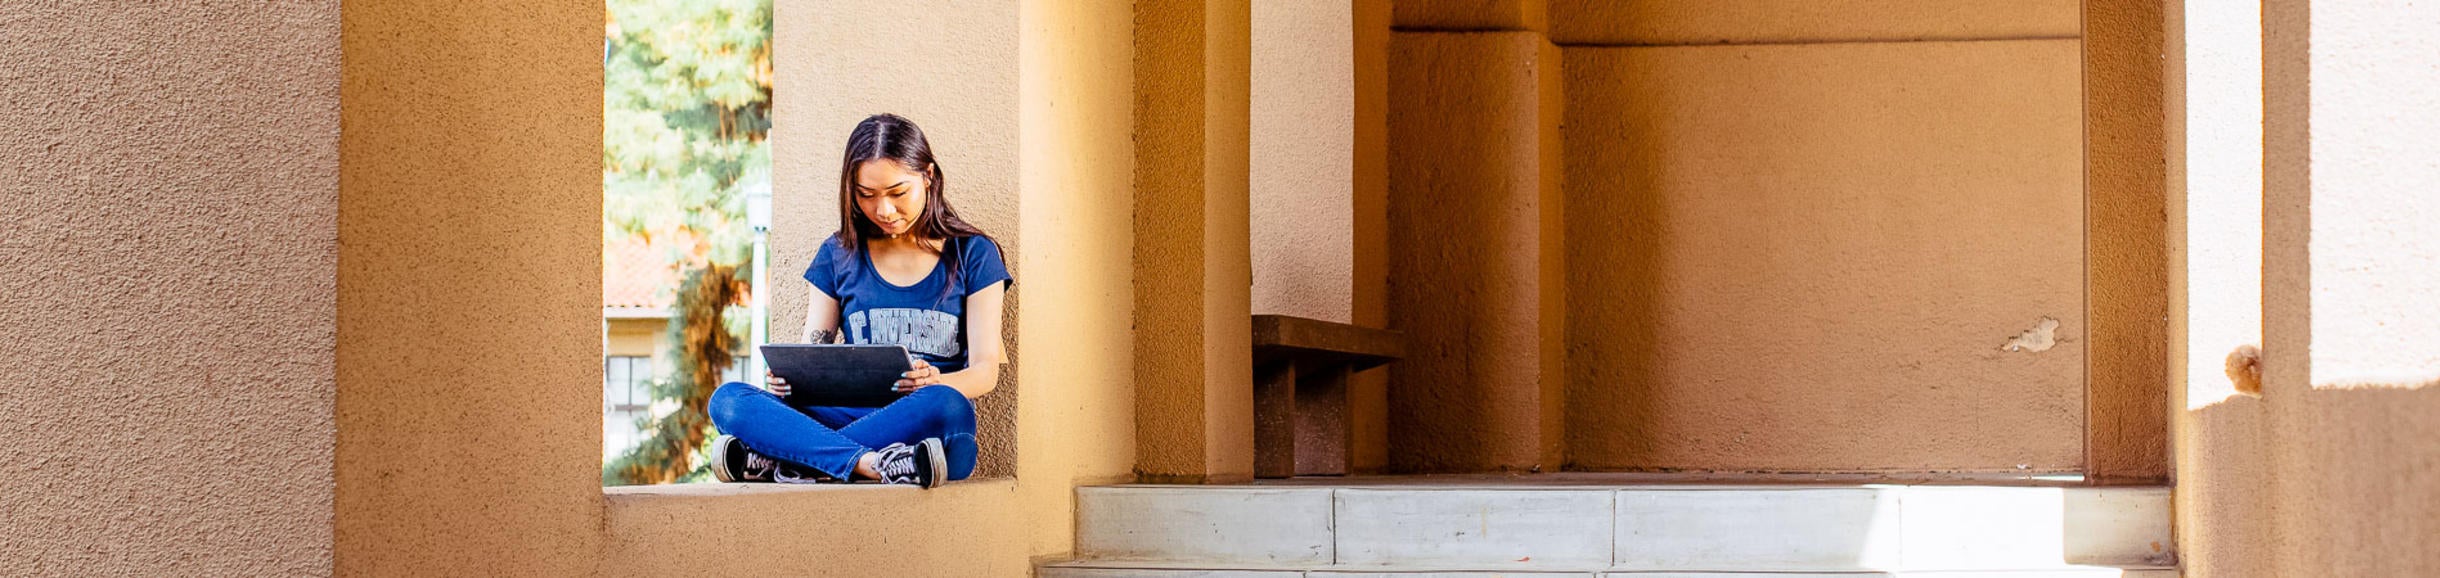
758,344,915,407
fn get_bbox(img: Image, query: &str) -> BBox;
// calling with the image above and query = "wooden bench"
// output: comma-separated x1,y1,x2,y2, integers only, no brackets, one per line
1251,314,1404,478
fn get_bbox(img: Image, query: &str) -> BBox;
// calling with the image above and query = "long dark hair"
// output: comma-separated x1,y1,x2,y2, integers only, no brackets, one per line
833,113,993,304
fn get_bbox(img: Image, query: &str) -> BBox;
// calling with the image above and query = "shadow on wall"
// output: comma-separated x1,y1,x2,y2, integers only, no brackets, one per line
2185,378,2440,575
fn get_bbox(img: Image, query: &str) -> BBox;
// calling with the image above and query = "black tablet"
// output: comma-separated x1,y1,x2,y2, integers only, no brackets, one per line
758,344,915,407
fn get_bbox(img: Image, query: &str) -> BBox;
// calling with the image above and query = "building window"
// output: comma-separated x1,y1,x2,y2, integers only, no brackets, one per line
604,355,653,413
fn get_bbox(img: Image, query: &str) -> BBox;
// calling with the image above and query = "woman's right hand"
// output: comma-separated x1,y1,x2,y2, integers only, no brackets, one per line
763,370,791,396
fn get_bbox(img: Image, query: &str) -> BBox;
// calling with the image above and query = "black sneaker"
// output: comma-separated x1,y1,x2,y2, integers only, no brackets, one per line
711,435,837,484
710,435,772,483
868,438,947,488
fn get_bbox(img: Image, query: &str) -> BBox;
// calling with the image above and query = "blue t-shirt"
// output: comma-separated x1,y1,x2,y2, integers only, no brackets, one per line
804,234,1012,374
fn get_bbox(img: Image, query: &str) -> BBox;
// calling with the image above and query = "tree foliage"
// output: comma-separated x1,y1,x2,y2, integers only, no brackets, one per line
606,264,744,485
601,0,772,486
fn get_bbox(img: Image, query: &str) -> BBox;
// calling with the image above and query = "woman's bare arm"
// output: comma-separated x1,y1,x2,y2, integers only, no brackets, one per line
895,283,1004,399
803,286,843,344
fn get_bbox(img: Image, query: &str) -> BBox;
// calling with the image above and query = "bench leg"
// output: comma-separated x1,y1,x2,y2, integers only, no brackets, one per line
1253,360,1298,479
1294,363,1352,476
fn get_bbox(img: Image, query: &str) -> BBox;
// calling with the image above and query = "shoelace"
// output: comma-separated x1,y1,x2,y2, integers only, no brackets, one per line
872,444,919,482
742,451,779,478
772,467,820,484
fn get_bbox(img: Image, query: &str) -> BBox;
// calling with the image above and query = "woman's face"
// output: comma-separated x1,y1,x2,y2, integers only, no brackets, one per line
853,160,929,239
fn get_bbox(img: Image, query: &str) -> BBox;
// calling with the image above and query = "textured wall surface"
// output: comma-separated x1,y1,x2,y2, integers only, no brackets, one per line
1563,40,2086,472
1387,31,1566,473
1135,0,1256,483
771,0,1024,478
1250,0,1354,324
2176,0,2440,574
1013,0,1144,554
2163,0,2264,572
1349,0,1394,474
0,3,339,575
1548,0,2079,45
2294,3,2440,384
2085,0,2171,484
334,1,603,575
604,482,1027,576
1393,0,1547,32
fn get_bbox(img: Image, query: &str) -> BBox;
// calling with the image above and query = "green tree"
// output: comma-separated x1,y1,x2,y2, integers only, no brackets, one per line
601,0,772,486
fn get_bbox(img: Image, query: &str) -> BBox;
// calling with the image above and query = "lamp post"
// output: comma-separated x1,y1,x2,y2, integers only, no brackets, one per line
745,182,772,381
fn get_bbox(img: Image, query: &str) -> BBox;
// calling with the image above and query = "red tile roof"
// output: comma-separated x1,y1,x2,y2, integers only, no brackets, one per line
604,235,680,311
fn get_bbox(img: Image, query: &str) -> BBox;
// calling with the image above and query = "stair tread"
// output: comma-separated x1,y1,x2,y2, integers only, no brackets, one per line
1074,483,2177,571
1048,559,2180,570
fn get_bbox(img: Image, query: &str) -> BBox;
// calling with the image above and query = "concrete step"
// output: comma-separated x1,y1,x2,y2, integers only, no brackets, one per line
1063,483,2175,575
1041,566,2179,578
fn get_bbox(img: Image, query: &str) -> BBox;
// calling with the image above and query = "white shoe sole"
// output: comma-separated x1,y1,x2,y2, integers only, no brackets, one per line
921,437,948,489
709,435,740,483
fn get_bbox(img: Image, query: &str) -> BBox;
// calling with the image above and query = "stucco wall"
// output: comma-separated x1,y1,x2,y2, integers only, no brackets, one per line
0,3,339,574
2163,0,2265,572
2174,0,2440,574
770,0,1023,478
1249,0,1354,324
1547,0,2079,45
334,1,604,575
1562,39,2087,472
1386,31,1567,473
1394,0,1547,32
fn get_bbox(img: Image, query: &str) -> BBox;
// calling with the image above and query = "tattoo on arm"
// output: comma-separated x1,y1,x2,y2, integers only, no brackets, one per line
807,328,841,344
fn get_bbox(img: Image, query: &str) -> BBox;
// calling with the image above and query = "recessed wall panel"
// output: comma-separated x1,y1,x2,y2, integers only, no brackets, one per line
1563,40,2086,472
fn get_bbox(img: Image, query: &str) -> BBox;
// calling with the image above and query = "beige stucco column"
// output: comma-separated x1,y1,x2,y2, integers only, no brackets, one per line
1135,0,1257,484
1386,30,1567,473
2085,0,2173,485
335,1,604,574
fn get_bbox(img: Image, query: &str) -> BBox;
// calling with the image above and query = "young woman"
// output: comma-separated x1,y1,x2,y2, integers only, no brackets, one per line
705,113,1009,488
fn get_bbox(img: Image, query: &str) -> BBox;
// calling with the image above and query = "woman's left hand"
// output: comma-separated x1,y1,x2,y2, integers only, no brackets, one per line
894,358,942,392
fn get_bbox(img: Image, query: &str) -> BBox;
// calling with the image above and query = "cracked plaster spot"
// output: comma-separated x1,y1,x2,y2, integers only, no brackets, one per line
2000,316,2061,353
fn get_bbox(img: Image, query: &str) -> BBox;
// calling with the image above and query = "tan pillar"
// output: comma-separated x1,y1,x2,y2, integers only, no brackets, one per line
1386,31,1565,473
1350,0,1393,474
336,1,603,574
1014,0,1143,558
2084,0,2172,484
1135,0,1256,484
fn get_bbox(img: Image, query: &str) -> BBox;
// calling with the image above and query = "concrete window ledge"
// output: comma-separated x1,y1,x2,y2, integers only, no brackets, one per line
601,479,1028,575
605,477,1015,499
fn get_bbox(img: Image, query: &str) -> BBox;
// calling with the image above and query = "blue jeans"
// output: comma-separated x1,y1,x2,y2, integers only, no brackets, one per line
707,382,978,481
